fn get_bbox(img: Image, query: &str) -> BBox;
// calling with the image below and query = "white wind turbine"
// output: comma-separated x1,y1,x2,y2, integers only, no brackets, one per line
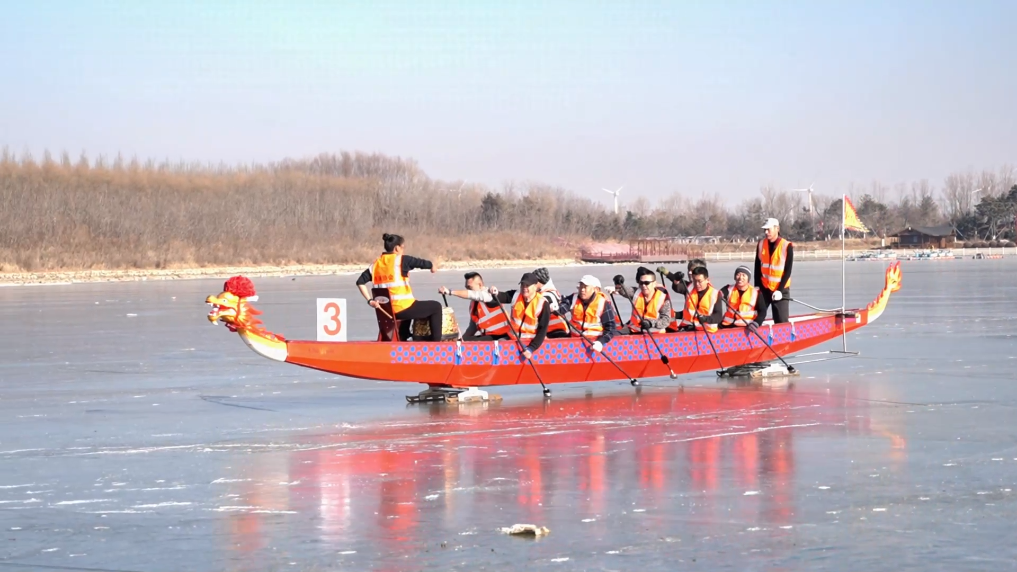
793,183,816,220
602,185,624,215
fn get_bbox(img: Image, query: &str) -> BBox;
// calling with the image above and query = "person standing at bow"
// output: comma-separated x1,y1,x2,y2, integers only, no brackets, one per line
755,218,794,324
560,275,618,353
679,267,725,332
357,233,443,341
719,266,765,329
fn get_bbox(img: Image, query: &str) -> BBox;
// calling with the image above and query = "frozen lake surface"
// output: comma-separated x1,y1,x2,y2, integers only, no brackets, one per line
2,259,1016,571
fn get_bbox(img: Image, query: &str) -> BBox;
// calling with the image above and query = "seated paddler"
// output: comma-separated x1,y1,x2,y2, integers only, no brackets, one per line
719,265,765,330
532,267,570,338
609,266,676,334
503,272,550,361
356,233,443,341
560,275,618,353
438,272,511,341
679,266,725,332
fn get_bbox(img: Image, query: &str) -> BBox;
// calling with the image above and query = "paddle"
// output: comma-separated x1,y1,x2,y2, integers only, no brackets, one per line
553,305,640,387
690,304,726,373
718,294,796,373
619,291,678,380
497,295,551,397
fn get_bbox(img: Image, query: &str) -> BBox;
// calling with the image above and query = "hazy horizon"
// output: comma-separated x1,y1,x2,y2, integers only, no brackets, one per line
2,1,1015,210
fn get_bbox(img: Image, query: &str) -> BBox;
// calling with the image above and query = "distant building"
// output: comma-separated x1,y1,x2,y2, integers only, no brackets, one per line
888,225,956,248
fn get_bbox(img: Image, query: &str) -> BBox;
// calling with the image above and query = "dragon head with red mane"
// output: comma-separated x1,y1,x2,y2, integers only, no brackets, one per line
206,276,284,341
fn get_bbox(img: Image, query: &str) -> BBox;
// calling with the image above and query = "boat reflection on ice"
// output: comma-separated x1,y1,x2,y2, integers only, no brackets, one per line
220,382,906,567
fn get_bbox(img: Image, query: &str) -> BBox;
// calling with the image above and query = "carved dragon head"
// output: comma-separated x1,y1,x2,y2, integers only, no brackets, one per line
206,276,284,341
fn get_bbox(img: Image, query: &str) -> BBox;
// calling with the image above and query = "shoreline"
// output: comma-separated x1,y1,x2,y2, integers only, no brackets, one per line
0,258,585,286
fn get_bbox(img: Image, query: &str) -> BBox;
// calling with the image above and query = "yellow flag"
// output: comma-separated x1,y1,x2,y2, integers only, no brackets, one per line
843,196,870,233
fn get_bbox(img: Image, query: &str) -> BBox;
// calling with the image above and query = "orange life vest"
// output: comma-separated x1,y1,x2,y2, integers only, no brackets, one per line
757,237,792,291
722,286,759,326
540,286,569,334
681,285,719,333
570,292,607,339
511,295,546,342
631,286,670,334
371,253,414,313
470,300,511,336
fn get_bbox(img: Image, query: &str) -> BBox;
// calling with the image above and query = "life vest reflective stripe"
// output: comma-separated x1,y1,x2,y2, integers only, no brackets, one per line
722,286,759,326
681,285,719,333
758,238,792,291
570,292,606,338
371,253,414,313
470,300,510,336
541,286,568,333
631,287,669,333
511,295,546,341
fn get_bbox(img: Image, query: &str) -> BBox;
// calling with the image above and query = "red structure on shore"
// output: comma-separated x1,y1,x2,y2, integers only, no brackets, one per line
579,238,706,263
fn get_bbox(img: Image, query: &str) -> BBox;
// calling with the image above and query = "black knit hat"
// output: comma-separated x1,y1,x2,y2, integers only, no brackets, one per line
532,267,550,285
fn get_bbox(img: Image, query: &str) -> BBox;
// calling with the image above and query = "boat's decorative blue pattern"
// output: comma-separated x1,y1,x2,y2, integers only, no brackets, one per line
390,317,836,365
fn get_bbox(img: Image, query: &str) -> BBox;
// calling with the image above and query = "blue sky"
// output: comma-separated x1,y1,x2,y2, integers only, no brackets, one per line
1,1,1014,206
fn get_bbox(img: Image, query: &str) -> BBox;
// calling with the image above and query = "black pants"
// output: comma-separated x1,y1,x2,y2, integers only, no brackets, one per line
760,289,790,324
463,333,510,342
395,300,443,341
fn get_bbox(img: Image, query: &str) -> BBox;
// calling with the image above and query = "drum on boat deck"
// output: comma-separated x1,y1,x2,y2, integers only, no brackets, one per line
412,307,460,341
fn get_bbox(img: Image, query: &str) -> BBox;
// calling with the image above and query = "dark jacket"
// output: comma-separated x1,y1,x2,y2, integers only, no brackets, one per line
356,255,433,286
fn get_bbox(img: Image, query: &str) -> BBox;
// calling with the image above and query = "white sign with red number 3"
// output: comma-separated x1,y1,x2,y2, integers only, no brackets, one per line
316,298,347,342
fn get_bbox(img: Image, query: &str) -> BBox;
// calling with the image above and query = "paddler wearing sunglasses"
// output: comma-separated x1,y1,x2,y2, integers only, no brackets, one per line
607,266,677,334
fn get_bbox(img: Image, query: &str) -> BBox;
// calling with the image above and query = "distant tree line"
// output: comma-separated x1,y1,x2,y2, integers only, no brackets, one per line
0,147,1013,272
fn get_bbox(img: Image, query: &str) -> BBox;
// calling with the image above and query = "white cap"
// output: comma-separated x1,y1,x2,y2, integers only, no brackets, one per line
761,217,780,229
579,275,601,288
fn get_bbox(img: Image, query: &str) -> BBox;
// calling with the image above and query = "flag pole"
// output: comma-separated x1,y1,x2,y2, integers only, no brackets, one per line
841,194,847,352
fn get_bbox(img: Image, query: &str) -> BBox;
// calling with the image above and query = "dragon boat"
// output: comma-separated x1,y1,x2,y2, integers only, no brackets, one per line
205,263,901,401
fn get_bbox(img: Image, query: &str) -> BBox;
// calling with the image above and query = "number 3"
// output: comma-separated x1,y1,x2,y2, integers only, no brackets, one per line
323,302,342,335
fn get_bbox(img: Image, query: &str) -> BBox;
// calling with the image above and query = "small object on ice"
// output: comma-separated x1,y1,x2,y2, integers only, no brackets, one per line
744,490,760,496
500,523,550,537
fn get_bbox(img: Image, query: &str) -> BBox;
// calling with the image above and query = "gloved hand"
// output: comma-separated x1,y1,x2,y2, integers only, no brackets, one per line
640,318,653,330
603,285,615,294
613,274,625,286
489,286,499,296
747,322,759,332
547,298,559,313
675,270,685,282
772,290,783,301
591,341,603,353
438,286,450,295
656,266,668,275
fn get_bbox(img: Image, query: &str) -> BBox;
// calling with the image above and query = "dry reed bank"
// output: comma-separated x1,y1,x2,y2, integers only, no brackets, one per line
0,150,610,272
